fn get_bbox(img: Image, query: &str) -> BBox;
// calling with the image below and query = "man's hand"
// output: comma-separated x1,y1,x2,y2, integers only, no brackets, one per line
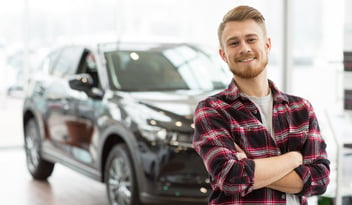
234,143,247,160
290,151,303,167
234,143,304,192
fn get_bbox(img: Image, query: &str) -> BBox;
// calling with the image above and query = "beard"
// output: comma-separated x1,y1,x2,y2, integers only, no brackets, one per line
229,55,268,79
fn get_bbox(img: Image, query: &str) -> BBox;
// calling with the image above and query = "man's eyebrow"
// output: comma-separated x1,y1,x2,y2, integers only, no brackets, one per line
246,34,258,38
225,34,258,43
226,36,239,42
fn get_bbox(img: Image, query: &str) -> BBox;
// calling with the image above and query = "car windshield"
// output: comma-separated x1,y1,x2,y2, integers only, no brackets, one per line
105,45,230,91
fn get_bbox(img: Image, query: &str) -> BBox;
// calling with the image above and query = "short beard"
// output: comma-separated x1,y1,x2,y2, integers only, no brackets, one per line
230,57,268,79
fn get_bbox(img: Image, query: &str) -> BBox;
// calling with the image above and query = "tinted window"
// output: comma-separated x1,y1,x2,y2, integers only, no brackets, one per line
105,45,229,91
51,46,83,78
37,49,61,75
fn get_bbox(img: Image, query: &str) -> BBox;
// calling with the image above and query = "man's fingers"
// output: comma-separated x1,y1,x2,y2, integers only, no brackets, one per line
234,143,244,152
236,152,247,160
234,143,247,159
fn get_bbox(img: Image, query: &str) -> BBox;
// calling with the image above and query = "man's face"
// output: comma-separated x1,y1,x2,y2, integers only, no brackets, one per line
219,19,271,79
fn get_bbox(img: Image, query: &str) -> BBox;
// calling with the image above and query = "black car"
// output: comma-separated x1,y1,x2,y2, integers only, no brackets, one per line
22,42,230,205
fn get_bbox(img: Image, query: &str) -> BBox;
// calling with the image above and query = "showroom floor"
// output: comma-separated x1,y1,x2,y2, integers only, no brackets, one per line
0,148,108,205
0,95,109,205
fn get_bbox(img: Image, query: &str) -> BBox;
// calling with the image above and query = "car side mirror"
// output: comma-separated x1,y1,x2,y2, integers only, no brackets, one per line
68,74,104,99
68,74,94,92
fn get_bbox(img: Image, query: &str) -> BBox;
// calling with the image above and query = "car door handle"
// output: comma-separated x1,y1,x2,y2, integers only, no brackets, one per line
63,103,70,111
61,99,70,111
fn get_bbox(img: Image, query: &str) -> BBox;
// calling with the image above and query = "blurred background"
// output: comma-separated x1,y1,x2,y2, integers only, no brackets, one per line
0,0,347,106
0,0,351,204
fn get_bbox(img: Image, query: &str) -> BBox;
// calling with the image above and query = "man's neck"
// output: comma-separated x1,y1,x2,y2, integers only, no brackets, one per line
234,72,270,97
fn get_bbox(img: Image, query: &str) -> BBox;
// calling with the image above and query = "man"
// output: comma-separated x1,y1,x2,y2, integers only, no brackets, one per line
192,5,330,205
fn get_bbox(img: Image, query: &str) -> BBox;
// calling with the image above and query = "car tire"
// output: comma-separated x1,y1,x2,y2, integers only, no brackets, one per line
24,118,54,180
105,144,139,205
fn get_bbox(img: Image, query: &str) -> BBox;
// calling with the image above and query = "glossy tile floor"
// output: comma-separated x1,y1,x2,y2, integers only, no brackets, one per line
0,148,108,205
0,95,121,205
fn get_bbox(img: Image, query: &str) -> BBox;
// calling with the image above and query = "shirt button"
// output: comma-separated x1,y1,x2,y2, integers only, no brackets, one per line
281,194,286,199
252,110,258,114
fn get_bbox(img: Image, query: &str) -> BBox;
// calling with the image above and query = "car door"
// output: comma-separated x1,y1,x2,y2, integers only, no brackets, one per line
45,46,85,155
64,50,103,165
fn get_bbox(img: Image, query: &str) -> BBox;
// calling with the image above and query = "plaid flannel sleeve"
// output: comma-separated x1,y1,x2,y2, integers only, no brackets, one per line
192,101,255,196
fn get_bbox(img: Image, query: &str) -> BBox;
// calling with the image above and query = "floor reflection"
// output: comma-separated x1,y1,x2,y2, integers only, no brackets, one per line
0,148,108,205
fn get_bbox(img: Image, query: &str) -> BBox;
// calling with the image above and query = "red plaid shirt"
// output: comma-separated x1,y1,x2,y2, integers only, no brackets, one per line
193,80,330,205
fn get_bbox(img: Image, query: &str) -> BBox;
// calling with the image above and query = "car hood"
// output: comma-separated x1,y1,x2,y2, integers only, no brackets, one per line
128,90,220,117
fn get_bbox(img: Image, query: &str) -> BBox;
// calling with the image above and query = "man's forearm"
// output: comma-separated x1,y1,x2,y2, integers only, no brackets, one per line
267,170,303,193
252,151,302,190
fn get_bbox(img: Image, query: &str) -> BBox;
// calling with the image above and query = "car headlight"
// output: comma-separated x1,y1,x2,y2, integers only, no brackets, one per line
140,125,168,142
140,126,193,148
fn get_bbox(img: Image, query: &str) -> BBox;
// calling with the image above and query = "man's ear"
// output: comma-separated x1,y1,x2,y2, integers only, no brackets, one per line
265,37,272,52
219,48,228,63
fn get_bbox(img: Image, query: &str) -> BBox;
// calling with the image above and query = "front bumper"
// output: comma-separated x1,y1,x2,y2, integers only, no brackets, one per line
136,140,210,204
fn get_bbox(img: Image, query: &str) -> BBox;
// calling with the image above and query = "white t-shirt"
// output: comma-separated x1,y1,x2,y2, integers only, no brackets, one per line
247,92,300,205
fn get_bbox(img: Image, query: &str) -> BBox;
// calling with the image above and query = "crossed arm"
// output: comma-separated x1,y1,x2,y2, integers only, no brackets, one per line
235,144,304,193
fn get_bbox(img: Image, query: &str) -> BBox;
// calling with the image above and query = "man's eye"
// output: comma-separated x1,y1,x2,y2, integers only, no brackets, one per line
230,42,239,46
248,38,257,43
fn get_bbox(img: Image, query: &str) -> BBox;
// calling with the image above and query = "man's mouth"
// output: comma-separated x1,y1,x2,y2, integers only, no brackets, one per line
237,57,255,62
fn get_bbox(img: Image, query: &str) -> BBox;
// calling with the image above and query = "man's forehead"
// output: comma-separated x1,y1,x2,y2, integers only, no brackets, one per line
223,21,264,37
224,20,263,33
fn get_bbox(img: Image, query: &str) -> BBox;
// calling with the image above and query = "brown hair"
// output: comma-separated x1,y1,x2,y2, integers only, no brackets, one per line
218,5,267,47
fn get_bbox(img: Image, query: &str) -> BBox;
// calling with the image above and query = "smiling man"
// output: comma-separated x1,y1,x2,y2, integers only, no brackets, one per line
192,5,330,205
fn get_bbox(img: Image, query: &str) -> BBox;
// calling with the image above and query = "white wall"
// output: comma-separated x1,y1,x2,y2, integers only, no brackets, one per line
0,0,345,108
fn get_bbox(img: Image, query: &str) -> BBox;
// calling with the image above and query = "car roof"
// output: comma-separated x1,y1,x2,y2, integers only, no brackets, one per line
51,41,203,56
97,41,194,53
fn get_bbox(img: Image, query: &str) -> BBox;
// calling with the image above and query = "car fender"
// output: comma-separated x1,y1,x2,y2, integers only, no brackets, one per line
97,121,146,187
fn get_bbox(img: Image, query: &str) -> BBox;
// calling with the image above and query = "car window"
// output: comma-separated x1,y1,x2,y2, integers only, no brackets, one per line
51,46,84,78
77,50,100,88
164,45,229,90
105,45,229,91
77,51,97,73
106,50,189,91
35,49,61,75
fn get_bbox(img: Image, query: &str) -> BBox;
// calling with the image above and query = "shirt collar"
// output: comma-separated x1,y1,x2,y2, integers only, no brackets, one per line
224,79,289,104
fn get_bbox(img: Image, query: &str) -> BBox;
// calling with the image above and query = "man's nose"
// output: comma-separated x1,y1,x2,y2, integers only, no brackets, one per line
239,42,251,54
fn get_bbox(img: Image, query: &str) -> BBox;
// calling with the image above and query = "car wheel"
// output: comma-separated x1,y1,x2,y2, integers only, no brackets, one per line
24,118,54,180
105,144,139,205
